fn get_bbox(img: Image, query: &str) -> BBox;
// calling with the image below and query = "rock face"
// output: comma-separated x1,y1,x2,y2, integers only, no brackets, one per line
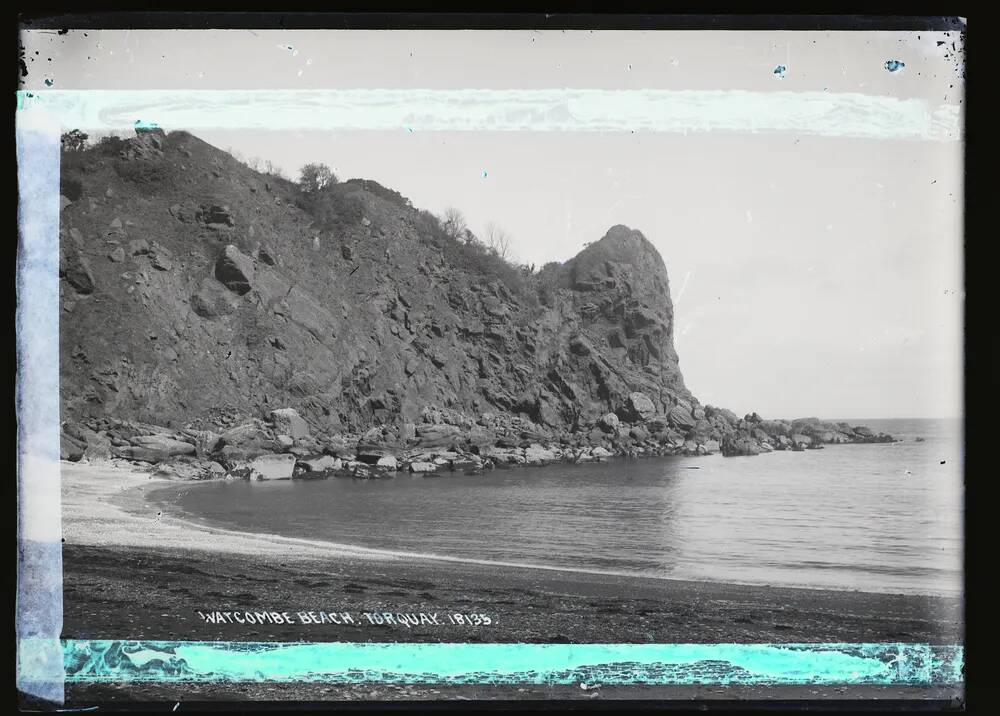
57,128,894,472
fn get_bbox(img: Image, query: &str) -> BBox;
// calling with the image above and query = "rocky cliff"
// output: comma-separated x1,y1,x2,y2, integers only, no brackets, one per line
56,128,892,477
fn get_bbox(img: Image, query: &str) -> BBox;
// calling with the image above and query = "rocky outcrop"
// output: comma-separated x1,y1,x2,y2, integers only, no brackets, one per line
56,128,895,479
214,245,254,295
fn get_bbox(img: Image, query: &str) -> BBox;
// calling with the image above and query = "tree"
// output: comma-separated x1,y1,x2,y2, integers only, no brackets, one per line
60,129,89,152
298,162,337,193
441,207,467,241
484,221,512,261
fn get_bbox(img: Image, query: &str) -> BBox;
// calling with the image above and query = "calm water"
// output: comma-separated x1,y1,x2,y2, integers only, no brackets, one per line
158,418,963,596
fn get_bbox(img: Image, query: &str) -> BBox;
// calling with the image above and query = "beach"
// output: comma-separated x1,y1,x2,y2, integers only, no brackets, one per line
55,461,963,703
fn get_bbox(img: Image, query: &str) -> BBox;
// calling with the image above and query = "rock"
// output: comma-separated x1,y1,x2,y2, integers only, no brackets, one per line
629,425,650,441
790,433,813,446
60,430,86,461
702,439,720,454
356,443,393,464
619,391,656,422
591,446,614,459
720,434,761,457
250,453,297,480
376,455,399,470
297,454,342,474
568,335,592,356
117,434,197,463
275,434,294,449
61,246,95,295
468,425,496,447
216,421,274,459
148,242,174,271
128,238,151,256
197,204,235,229
667,404,696,431
215,244,254,295
415,423,461,448
408,461,438,474
108,246,126,263
269,408,310,439
598,413,620,434
153,460,223,480
524,444,557,465
190,279,240,319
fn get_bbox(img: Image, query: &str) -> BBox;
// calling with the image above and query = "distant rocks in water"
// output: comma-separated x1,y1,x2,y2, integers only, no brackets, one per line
721,434,761,457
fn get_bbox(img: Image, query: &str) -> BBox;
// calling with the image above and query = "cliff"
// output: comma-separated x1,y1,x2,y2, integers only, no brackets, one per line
56,128,892,476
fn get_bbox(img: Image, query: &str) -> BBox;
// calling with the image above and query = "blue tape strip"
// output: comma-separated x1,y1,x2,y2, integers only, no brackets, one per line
53,641,963,685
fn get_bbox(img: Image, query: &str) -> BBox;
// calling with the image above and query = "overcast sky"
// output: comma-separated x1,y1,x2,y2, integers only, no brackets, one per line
21,28,964,419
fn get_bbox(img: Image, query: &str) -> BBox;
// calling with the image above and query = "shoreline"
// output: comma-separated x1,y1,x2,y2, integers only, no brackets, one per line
58,460,963,702
70,459,955,600
61,461,962,640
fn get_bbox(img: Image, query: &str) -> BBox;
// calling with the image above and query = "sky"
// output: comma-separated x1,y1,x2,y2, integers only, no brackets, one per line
20,28,965,419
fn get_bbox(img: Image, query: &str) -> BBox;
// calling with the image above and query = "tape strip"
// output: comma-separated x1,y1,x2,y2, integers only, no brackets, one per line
55,641,963,685
16,109,66,704
16,88,961,141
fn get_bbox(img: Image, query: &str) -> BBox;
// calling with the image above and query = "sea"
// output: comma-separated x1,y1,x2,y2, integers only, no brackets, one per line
156,418,963,597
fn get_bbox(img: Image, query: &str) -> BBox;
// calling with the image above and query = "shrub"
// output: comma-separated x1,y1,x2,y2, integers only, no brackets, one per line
298,163,337,194
343,179,412,209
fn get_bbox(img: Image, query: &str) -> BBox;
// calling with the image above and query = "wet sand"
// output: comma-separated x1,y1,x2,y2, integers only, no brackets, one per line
58,461,963,704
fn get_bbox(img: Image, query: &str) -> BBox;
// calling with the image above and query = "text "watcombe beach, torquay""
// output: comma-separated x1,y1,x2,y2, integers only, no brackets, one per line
196,610,495,627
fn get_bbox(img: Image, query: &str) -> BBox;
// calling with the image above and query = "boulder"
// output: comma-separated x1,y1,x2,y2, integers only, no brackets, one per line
568,335,592,356
198,204,235,229
629,425,650,441
297,454,342,474
128,238,151,256
60,430,86,462
524,444,558,465
269,408,310,439
598,413,620,434
720,435,762,457
153,460,225,480
667,404,696,431
250,453,296,480
118,434,196,462
415,423,462,448
619,392,656,422
215,245,254,295
591,446,614,459
408,461,438,474
356,443,393,464
190,279,241,319
60,246,95,295
376,455,399,470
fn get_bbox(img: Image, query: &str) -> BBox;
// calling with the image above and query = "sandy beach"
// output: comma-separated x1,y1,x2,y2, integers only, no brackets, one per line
58,461,963,704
